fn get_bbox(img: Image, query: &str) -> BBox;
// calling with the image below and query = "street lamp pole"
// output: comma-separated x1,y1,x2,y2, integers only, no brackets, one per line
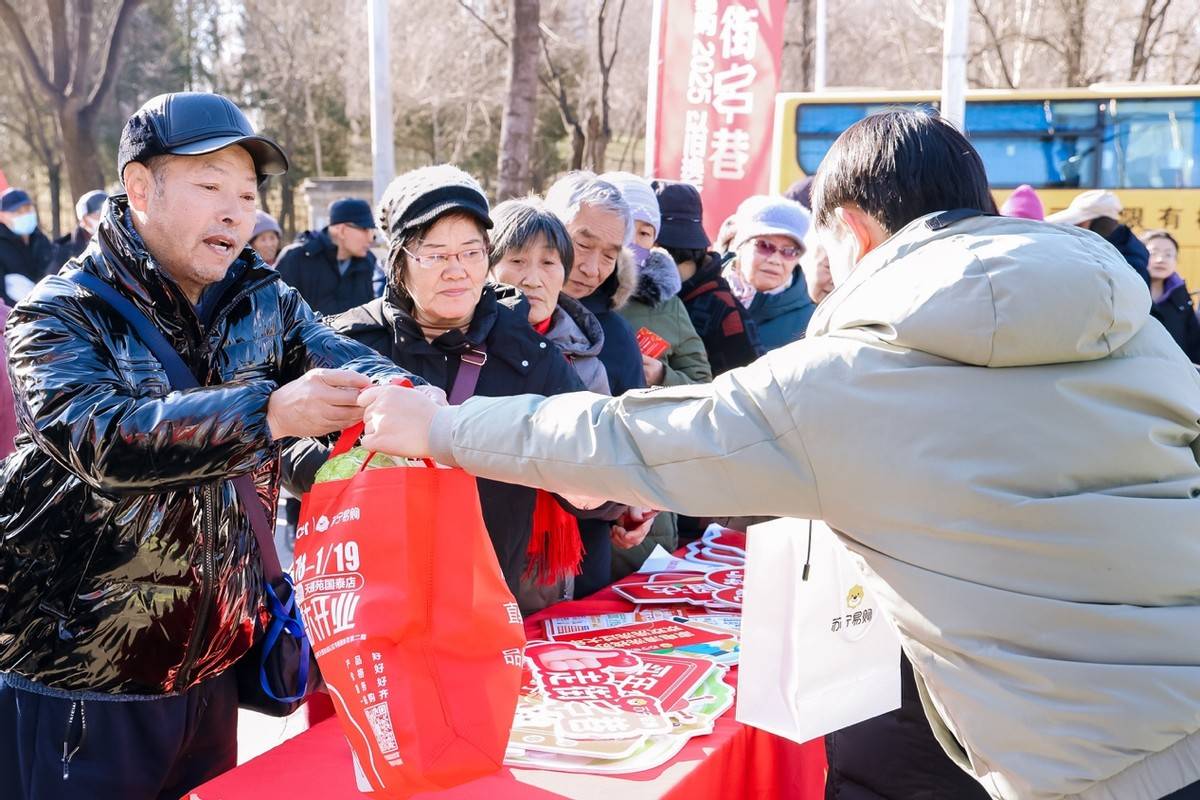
368,0,395,209
941,0,969,130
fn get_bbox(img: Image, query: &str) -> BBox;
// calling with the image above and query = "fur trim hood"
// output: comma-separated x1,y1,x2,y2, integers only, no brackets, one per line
594,246,640,311
631,248,682,308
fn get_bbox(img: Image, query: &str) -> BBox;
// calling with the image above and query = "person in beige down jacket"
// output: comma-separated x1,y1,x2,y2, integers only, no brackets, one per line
354,111,1200,800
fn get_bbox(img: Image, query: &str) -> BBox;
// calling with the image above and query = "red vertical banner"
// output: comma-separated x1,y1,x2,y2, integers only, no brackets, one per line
645,0,789,240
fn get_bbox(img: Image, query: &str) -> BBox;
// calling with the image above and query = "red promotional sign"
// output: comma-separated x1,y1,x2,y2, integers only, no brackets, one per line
645,0,789,239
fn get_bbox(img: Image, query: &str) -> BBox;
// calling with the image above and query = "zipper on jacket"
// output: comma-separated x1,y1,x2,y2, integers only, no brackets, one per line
178,482,219,687
176,273,279,687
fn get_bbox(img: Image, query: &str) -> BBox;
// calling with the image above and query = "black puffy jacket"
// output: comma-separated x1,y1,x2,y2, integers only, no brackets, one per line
0,196,411,695
275,229,382,316
282,286,589,598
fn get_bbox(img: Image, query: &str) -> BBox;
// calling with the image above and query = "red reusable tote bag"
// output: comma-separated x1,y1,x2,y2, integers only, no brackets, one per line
293,422,526,797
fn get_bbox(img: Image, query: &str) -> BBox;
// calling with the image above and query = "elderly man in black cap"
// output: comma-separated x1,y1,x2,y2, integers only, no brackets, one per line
0,92,420,800
276,196,384,316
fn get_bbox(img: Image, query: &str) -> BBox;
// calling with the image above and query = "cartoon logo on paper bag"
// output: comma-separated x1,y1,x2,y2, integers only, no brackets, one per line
832,582,875,642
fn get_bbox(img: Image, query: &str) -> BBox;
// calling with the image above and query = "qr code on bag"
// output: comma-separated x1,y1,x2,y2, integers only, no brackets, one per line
365,701,399,754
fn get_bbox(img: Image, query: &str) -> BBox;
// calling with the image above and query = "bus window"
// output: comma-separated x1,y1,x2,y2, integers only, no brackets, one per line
1103,99,1199,188
794,102,937,174
966,100,1100,133
972,136,1097,188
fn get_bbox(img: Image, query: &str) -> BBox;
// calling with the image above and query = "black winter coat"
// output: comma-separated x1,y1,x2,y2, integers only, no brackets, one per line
1104,224,1151,285
53,226,92,271
0,196,411,695
1151,277,1200,363
282,286,587,596
276,229,381,316
580,284,645,396
679,252,763,375
0,223,55,305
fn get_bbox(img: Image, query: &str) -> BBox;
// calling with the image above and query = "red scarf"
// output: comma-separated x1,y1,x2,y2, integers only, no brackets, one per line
524,491,583,586
533,316,553,335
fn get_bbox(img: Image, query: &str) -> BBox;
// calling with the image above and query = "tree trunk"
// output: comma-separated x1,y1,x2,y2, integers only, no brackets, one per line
280,172,295,238
496,0,540,201
58,104,105,197
47,162,63,239
586,108,607,173
570,125,586,171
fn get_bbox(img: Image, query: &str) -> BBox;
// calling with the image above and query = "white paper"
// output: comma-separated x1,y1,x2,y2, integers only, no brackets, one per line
637,544,711,574
735,518,901,744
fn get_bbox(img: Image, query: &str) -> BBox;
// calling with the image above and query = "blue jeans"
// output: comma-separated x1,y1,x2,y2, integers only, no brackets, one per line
0,670,237,800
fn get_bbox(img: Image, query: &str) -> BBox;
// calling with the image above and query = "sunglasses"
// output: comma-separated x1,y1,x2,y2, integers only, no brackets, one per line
753,239,803,260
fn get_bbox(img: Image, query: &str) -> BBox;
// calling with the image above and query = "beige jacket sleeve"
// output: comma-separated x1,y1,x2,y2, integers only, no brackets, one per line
429,352,821,519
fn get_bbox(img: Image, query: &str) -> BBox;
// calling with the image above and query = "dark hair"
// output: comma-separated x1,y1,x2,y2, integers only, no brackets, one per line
663,246,709,267
812,109,997,234
784,177,814,210
1085,217,1119,237
1141,228,1179,253
488,198,575,278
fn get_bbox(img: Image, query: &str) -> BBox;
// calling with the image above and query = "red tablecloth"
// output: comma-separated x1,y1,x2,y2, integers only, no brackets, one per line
188,577,826,800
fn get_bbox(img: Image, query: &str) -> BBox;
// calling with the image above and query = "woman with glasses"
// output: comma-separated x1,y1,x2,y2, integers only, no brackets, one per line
280,165,593,600
722,195,818,351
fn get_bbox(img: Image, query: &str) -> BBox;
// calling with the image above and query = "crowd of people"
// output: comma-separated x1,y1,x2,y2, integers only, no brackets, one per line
0,89,1197,800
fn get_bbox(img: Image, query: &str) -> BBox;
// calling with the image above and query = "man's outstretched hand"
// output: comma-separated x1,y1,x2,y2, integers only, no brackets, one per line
267,368,371,440
358,384,440,459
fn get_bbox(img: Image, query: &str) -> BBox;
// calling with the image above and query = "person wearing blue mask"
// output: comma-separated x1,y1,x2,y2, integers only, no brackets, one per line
0,188,55,304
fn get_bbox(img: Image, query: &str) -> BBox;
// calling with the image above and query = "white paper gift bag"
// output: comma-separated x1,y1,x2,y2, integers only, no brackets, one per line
735,518,901,744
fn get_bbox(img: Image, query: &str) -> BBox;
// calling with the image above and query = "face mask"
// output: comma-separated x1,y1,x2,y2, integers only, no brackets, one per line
81,214,101,236
628,243,650,268
8,212,37,237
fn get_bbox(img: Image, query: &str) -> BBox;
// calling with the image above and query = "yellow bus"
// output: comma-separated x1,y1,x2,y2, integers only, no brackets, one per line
771,87,1200,287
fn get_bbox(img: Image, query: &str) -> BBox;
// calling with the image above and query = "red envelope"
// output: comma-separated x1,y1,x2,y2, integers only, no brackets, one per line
636,327,671,359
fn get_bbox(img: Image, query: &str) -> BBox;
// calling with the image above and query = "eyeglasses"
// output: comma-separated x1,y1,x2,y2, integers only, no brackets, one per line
753,239,803,260
402,247,488,269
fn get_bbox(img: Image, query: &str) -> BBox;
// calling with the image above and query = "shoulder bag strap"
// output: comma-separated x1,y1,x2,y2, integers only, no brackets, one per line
448,343,487,405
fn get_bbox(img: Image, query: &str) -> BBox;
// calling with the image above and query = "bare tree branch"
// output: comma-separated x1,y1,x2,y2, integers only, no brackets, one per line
0,0,58,99
85,0,145,111
973,0,1017,89
72,0,96,96
455,0,510,48
47,0,70,90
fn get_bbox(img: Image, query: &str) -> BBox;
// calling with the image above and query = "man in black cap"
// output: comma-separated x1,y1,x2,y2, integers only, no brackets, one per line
651,179,762,376
53,189,109,268
0,187,55,302
276,196,384,316
0,91,420,799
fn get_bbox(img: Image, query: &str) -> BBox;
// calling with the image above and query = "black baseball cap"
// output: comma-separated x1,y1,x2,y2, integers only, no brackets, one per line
117,92,288,186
